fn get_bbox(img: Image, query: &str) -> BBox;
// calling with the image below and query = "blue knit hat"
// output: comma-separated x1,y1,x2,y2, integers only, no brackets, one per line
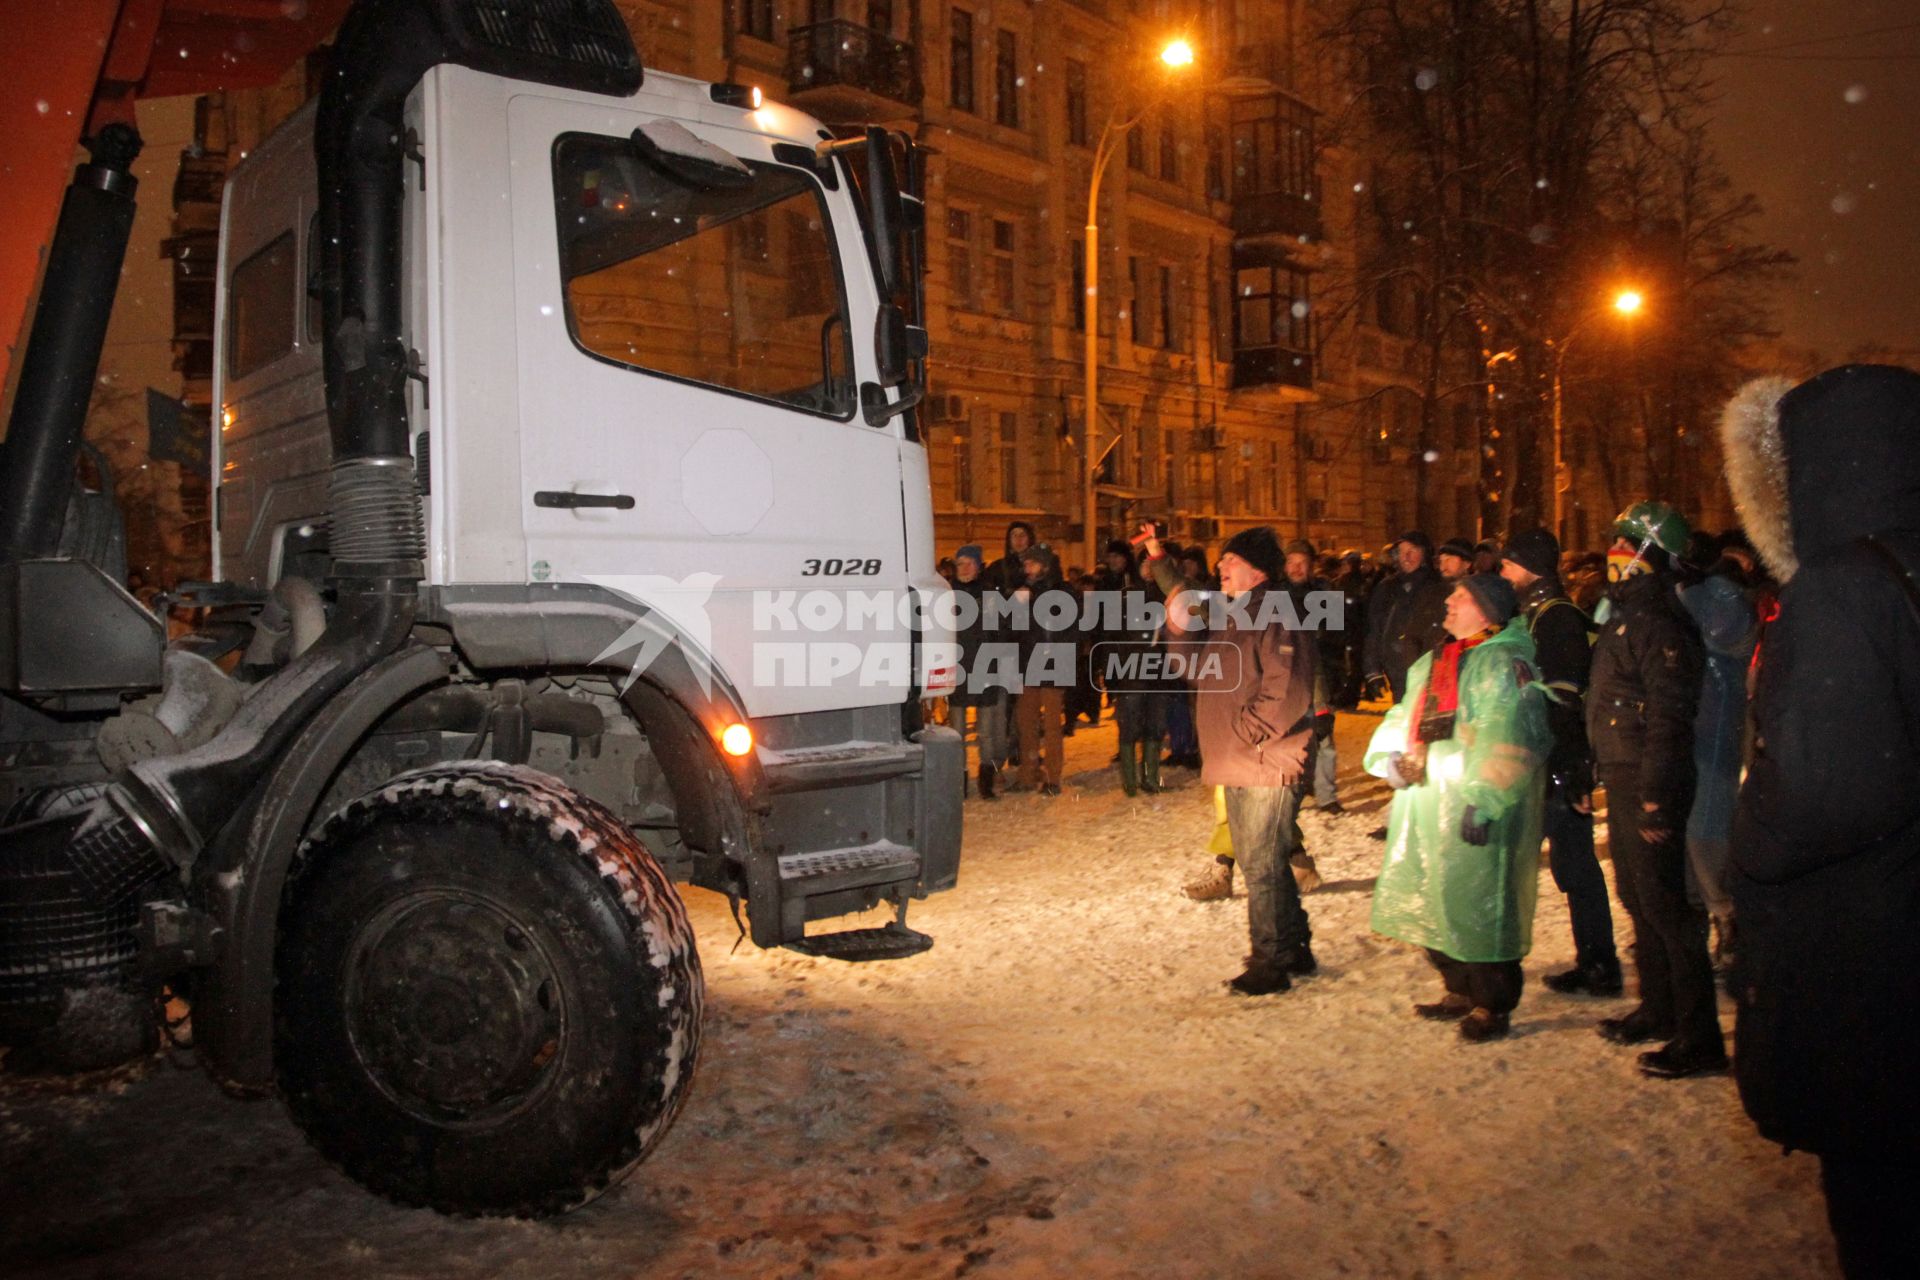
956,544,984,567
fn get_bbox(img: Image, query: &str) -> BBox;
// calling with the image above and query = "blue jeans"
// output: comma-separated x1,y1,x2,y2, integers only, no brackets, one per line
1223,785,1311,968
1544,782,1615,967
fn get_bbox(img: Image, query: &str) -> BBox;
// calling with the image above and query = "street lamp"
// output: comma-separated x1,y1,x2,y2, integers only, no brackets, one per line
1548,287,1644,539
1081,39,1194,569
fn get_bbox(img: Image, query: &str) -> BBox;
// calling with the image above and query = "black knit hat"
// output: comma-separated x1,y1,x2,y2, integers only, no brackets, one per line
1460,572,1519,626
1220,526,1285,582
1284,538,1316,559
1501,527,1560,579
1395,530,1435,558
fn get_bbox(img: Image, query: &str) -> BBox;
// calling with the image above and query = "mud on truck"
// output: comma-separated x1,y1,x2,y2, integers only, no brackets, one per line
0,0,962,1216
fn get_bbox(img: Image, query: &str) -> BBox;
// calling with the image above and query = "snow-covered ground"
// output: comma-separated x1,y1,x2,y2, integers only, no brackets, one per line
0,711,1838,1278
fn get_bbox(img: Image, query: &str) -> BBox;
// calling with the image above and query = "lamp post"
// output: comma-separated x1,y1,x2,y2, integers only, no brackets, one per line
1546,288,1643,539
1081,38,1193,569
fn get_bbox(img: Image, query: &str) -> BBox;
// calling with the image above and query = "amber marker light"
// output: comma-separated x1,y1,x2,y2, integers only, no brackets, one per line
720,722,754,757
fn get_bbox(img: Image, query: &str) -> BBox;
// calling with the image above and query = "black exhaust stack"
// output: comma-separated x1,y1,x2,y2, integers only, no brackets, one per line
1,0,644,1055
0,125,143,564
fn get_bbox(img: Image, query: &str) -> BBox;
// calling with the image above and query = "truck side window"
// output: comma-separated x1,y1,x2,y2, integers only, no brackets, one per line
552,132,855,419
228,231,298,380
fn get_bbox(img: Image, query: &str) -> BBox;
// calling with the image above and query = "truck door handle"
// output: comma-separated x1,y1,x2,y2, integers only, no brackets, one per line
534,490,635,510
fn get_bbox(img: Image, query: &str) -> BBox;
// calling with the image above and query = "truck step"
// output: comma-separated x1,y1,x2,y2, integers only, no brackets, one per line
776,840,919,896
759,740,924,793
785,924,933,962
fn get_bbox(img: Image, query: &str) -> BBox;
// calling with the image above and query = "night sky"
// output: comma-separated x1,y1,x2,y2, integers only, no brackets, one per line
1709,0,1920,360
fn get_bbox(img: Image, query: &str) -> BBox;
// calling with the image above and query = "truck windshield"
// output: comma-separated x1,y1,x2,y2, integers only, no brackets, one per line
553,132,856,419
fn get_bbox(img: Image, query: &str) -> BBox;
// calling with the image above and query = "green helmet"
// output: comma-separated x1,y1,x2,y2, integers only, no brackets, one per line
1612,501,1690,558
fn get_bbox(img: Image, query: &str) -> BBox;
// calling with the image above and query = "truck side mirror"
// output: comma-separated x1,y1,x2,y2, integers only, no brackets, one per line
861,127,905,299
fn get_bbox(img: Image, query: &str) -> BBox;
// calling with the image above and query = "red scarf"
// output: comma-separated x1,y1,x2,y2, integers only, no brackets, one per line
1409,629,1498,745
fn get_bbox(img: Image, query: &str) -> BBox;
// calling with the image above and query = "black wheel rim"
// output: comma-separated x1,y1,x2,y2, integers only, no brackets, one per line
341,889,567,1127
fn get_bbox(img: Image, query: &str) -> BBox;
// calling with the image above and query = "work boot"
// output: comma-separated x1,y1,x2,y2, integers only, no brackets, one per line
1141,743,1163,794
1228,964,1291,997
1290,852,1322,894
1598,1007,1675,1046
977,763,998,801
1183,858,1234,901
1283,943,1318,976
1459,1008,1512,1042
1117,743,1139,797
1414,993,1473,1021
1544,956,1624,997
1637,1039,1729,1079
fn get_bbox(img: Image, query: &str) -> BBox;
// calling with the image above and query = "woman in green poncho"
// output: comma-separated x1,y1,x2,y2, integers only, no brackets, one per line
1365,573,1553,1042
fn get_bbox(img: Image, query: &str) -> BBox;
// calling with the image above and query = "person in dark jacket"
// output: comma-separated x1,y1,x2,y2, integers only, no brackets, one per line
1142,522,1318,995
1011,543,1073,795
1721,365,1920,1278
1586,501,1718,1078
1099,541,1168,796
1679,534,1760,965
1435,538,1475,582
1161,545,1212,769
1363,531,1451,701
1501,529,1619,996
988,520,1037,594
950,545,1011,800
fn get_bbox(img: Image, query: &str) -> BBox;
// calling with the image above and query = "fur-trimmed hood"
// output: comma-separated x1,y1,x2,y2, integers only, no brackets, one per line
1719,375,1799,581
1719,364,1920,582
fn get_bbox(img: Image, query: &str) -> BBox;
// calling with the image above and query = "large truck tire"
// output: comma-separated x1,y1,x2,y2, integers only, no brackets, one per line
274,761,703,1217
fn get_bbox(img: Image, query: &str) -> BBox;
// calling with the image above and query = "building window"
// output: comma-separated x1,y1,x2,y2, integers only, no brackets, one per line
739,0,774,42
867,0,893,36
1071,238,1086,331
1231,248,1313,389
1206,125,1227,201
998,411,1019,504
1158,112,1178,183
953,431,973,504
1229,92,1320,238
950,9,975,113
1127,125,1146,172
1066,60,1088,147
994,29,1020,128
1159,264,1176,350
988,217,1017,316
1128,256,1146,344
1268,441,1284,509
947,207,974,308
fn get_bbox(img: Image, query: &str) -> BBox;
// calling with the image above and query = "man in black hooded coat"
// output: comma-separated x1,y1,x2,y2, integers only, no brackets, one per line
1722,364,1920,1278
1362,530,1450,701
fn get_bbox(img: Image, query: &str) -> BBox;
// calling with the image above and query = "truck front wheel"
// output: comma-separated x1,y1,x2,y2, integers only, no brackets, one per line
274,762,702,1217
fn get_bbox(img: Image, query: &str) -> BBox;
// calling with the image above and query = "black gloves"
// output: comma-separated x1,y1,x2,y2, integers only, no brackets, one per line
1459,805,1492,846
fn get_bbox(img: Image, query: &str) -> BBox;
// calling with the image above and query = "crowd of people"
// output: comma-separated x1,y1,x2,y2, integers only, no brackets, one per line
936,365,1919,1278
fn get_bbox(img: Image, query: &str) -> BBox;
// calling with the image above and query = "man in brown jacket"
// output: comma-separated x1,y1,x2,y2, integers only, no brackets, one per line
1142,523,1319,995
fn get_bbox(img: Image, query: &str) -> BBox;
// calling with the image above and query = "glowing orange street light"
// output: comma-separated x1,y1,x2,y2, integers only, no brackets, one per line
720,722,754,757
1551,287,1647,536
1083,38,1196,567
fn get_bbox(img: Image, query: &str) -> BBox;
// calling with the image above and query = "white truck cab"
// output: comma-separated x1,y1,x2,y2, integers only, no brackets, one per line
0,0,960,1219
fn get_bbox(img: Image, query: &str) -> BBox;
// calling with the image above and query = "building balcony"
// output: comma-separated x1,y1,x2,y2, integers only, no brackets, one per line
1231,190,1323,242
1232,344,1314,392
1220,41,1295,95
786,20,921,122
